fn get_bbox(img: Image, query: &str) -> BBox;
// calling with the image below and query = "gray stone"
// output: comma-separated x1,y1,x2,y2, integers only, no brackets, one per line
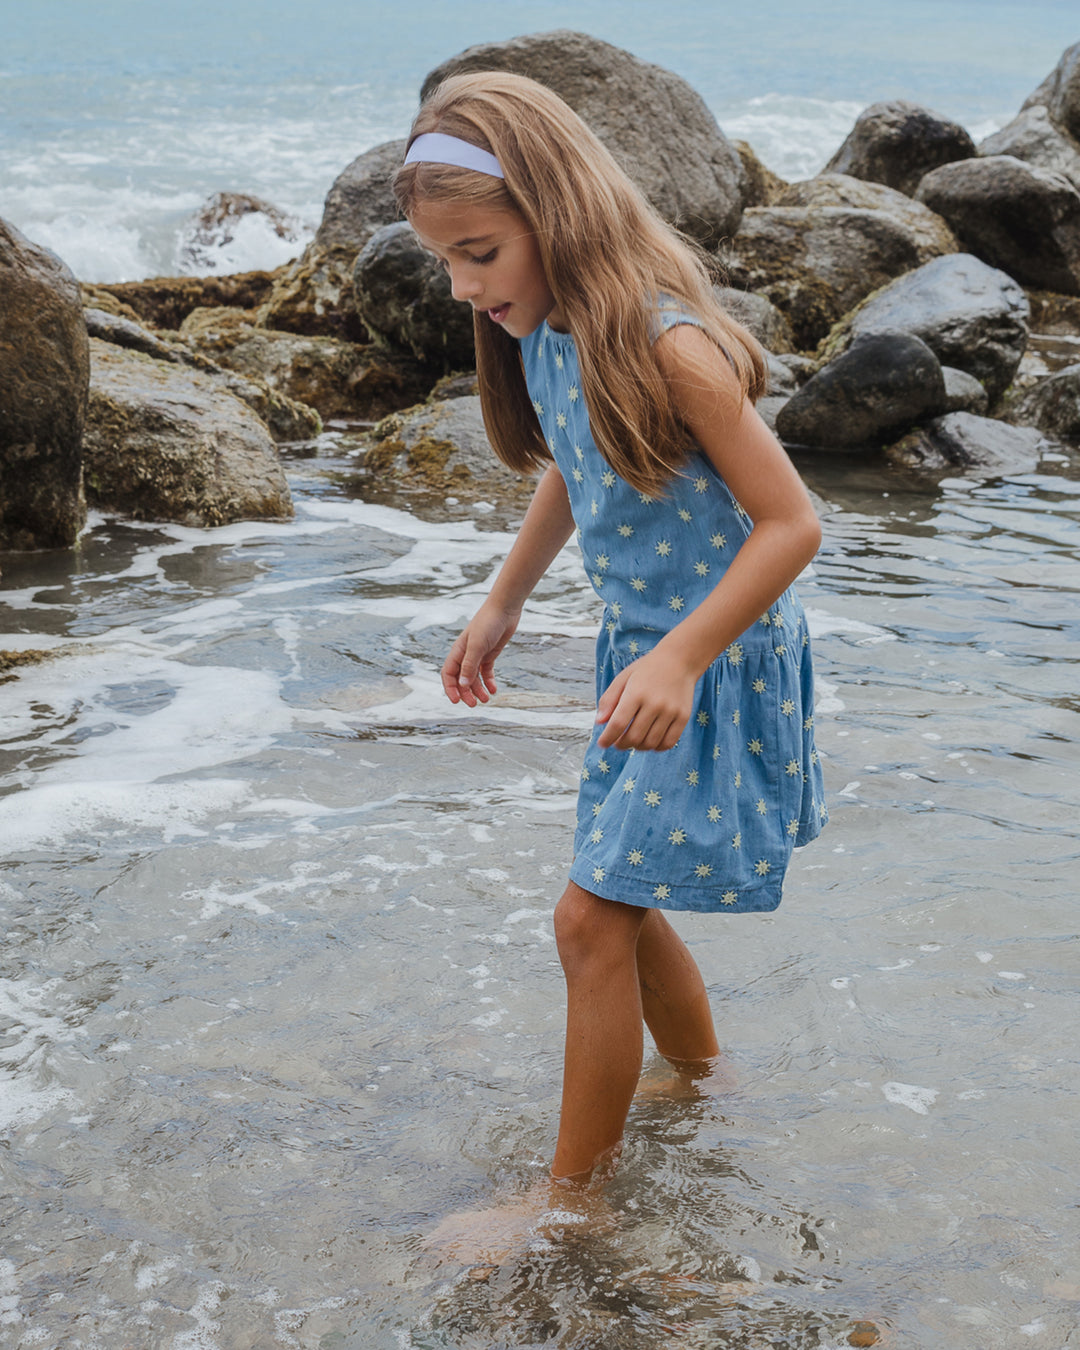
916,155,1080,295
422,30,745,246
0,217,88,550
824,100,976,197
941,366,990,415
1022,41,1080,144
886,411,1050,474
84,338,293,526
776,173,959,254
716,287,794,352
979,106,1080,193
315,139,407,253
1002,363,1080,444
820,254,1029,403
776,331,948,450
724,203,956,350
353,221,475,368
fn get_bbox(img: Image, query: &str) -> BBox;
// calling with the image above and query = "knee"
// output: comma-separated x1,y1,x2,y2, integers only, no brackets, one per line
553,885,643,976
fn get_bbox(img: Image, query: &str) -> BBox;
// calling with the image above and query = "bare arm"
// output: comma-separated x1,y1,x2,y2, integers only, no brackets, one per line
442,464,576,707
596,324,822,751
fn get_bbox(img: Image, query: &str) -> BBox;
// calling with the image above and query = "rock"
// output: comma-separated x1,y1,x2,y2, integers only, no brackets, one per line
1002,363,1080,443
354,221,475,368
178,192,301,273
315,139,408,253
818,254,1029,403
764,353,799,398
80,284,143,322
724,204,955,350
717,287,795,352
1022,40,1080,144
886,411,1051,474
422,30,746,246
776,173,959,254
359,395,536,506
824,100,976,197
775,331,948,449
735,140,787,207
916,155,1080,295
84,307,193,365
0,648,55,684
979,106,1080,193
179,310,430,421
1026,289,1080,335
91,270,280,330
942,365,990,414
0,217,88,550
84,338,292,526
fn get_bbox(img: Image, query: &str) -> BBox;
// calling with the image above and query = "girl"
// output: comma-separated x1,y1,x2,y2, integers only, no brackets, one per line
394,73,827,1190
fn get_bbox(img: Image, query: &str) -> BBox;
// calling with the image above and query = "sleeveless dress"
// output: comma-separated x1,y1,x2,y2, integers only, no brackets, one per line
518,307,827,913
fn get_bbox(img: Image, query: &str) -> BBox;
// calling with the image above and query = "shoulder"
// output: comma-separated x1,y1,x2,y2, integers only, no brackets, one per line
653,321,742,413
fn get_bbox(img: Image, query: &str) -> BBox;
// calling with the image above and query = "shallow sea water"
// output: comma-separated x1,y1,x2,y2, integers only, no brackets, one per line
1,435,1079,1348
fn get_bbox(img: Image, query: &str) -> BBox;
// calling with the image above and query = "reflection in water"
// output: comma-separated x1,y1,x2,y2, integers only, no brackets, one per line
0,435,1078,1346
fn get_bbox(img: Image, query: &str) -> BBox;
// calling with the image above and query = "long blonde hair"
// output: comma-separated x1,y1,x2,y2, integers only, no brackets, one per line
393,71,765,497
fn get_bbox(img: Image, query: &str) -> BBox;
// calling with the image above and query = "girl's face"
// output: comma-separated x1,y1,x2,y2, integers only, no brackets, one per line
409,198,567,338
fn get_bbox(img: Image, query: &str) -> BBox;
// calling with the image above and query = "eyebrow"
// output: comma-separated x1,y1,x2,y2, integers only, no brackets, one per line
451,234,495,249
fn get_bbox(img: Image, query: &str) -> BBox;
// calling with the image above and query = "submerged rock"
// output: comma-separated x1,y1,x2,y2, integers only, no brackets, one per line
886,411,1052,474
84,339,293,526
0,217,88,550
776,331,948,449
824,100,975,197
817,253,1030,404
423,29,746,246
916,155,1080,295
724,203,955,350
354,221,475,369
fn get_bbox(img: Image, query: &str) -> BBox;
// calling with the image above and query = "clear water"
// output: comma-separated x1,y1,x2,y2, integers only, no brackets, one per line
1,0,1077,279
2,435,1079,1347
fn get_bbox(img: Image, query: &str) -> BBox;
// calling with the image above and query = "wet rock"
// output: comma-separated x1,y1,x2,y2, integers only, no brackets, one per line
824,100,975,197
178,192,301,273
0,217,88,550
979,106,1080,193
735,140,787,207
776,173,959,255
354,221,475,369
942,366,990,415
91,270,280,330
818,254,1029,404
776,331,948,450
1026,289,1080,336
724,204,955,350
84,338,293,526
717,287,795,353
423,29,746,246
886,411,1051,474
1002,363,1080,444
916,155,1080,295
360,395,535,505
84,307,193,365
180,309,431,421
0,648,55,684
1022,40,1080,144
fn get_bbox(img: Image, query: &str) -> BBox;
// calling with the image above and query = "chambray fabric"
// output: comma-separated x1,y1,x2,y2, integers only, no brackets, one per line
518,308,827,912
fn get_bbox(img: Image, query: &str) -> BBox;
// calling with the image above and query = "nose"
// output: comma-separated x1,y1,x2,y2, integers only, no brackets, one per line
448,264,482,304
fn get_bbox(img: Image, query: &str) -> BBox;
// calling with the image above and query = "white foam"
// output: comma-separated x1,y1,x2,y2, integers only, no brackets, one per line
882,1081,939,1115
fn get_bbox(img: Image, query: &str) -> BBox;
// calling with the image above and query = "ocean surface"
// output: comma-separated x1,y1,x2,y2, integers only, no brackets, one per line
3,5,1080,1348
2,0,1078,281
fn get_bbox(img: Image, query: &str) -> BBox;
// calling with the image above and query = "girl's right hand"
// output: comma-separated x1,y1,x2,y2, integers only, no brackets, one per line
441,601,521,707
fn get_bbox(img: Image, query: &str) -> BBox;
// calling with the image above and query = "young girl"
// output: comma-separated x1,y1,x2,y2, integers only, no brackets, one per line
394,72,827,1191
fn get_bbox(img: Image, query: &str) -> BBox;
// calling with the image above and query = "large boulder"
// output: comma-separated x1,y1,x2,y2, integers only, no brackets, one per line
916,155,1080,295
422,30,746,247
776,173,958,251
886,411,1053,474
817,254,1030,404
179,309,431,421
84,339,292,526
0,218,88,550
1022,40,1080,144
1002,363,1080,444
258,139,406,338
824,100,976,197
354,221,475,369
775,331,948,450
979,106,1080,193
723,203,955,350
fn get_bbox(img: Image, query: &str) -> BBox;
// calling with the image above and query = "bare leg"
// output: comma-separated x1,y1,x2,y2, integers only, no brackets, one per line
635,909,720,1063
551,882,649,1183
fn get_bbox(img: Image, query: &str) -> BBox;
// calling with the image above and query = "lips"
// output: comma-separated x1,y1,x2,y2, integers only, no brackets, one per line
485,303,511,324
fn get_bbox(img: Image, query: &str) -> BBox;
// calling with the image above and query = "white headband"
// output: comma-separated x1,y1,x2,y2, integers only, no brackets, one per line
403,132,505,180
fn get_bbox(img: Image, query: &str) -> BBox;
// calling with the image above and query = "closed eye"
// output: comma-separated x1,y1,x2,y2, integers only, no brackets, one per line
468,248,497,265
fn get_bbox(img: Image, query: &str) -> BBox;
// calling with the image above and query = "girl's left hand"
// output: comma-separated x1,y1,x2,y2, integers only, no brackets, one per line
594,644,700,752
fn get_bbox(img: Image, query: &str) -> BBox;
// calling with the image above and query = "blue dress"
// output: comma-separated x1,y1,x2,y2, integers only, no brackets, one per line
518,307,827,913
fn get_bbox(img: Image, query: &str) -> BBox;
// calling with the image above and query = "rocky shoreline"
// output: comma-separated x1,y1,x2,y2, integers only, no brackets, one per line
3,29,1080,553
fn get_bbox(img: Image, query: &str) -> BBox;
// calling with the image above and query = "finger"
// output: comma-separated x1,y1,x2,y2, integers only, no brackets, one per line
595,669,632,729
441,637,469,704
